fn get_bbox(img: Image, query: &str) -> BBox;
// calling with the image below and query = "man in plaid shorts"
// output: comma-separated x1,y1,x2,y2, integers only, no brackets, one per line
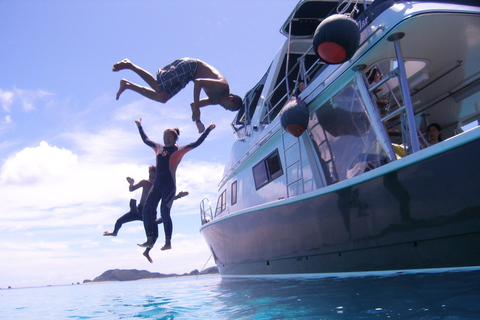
113,58,242,133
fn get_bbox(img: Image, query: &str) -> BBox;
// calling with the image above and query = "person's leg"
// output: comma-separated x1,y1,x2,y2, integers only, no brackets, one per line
138,192,161,248
160,205,172,250
143,248,153,263
104,210,141,236
113,59,158,89
160,190,176,250
113,59,170,102
155,190,188,224
115,80,169,102
138,204,157,248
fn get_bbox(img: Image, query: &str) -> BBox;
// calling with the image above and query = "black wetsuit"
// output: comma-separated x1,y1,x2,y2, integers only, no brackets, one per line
138,125,212,243
111,199,143,235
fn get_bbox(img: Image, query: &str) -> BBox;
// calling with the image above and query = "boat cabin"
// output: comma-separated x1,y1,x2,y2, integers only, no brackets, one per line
205,0,480,222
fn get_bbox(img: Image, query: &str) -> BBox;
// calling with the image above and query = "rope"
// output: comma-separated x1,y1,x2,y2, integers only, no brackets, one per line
196,254,213,279
337,0,360,17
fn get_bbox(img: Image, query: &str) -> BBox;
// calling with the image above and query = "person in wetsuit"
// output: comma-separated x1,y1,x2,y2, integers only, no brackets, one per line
103,166,189,237
103,165,189,263
135,118,216,253
113,58,242,133
103,165,156,237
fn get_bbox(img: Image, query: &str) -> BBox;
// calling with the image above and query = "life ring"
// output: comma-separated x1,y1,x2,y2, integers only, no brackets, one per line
313,14,360,64
280,98,309,137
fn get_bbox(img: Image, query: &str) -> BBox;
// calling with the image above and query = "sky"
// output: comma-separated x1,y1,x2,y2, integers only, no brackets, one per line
0,0,300,288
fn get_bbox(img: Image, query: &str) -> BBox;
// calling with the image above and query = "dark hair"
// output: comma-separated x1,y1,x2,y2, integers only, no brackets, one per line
148,165,156,172
230,94,243,111
164,128,180,141
427,123,442,141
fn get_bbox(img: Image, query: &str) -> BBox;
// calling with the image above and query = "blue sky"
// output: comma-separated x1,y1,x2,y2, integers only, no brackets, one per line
0,0,299,288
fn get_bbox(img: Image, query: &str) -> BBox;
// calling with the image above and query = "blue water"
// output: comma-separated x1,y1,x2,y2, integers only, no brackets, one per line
1,269,480,319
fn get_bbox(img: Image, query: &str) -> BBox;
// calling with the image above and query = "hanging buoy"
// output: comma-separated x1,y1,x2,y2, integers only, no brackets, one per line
313,14,360,64
280,98,309,137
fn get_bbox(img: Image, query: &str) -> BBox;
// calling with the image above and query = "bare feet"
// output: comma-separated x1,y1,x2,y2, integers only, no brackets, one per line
116,79,129,100
161,242,172,251
177,191,189,199
112,59,132,72
143,248,153,263
103,231,117,237
137,236,155,248
137,242,153,248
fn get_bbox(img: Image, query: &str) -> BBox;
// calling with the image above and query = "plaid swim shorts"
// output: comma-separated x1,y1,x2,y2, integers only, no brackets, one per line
156,58,198,98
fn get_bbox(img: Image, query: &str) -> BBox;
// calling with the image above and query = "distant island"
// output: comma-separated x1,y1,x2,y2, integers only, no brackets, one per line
83,266,219,283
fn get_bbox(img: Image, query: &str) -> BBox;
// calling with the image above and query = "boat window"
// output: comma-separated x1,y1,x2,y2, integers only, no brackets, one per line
232,69,270,141
461,120,479,132
231,180,237,205
234,70,269,127
368,56,480,148
253,149,283,190
307,82,390,184
455,84,480,133
215,189,226,216
366,60,427,120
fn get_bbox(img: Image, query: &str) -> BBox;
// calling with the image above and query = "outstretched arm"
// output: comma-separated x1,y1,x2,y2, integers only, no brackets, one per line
168,124,216,173
183,123,216,150
191,78,228,120
127,177,149,192
135,118,159,150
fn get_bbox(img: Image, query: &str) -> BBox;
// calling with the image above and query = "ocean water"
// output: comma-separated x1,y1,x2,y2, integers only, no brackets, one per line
1,269,480,319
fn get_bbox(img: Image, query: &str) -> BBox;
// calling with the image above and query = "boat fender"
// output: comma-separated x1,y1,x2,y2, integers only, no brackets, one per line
280,98,309,137
313,14,360,64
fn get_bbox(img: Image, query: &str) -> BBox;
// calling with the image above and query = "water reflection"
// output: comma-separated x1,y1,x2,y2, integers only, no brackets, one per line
213,270,480,319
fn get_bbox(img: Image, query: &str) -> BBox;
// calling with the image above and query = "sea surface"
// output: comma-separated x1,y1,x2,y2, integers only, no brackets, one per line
1,268,480,319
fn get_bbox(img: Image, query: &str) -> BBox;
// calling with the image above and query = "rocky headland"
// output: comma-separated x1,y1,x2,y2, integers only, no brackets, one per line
83,266,218,283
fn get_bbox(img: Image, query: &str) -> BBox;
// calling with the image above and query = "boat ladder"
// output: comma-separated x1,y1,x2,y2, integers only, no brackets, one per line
360,32,423,157
281,129,305,198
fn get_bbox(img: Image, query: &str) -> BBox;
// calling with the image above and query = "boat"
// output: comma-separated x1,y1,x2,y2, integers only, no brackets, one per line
199,0,480,276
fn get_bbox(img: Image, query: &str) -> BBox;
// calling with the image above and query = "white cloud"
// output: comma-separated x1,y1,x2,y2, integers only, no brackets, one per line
0,141,77,185
0,140,133,224
0,136,222,287
0,87,54,113
0,83,233,288
0,89,14,112
3,115,12,124
62,127,139,163
175,160,224,215
0,229,215,287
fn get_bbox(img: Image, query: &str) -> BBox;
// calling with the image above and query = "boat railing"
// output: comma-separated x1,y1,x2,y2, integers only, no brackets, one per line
231,88,258,141
281,129,305,197
261,48,322,125
261,86,289,125
389,33,421,153
358,32,425,158
231,119,248,142
200,198,213,225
